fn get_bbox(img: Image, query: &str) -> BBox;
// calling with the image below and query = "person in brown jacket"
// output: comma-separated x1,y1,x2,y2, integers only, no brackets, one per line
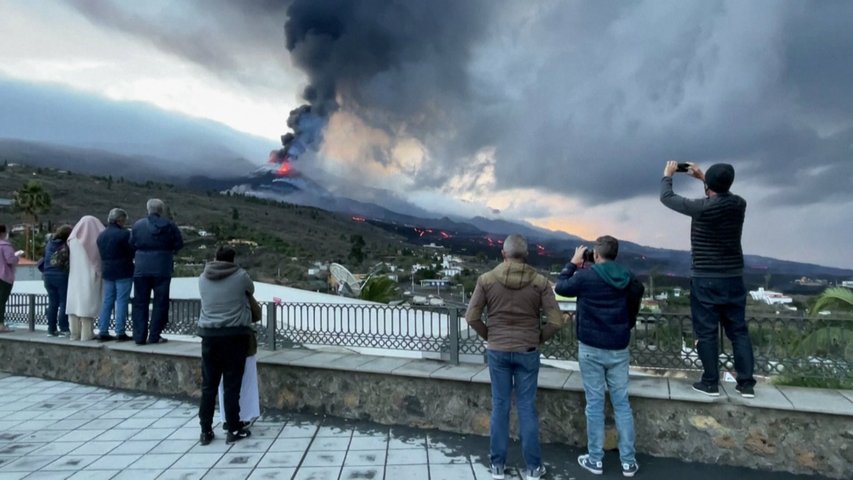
465,234,564,480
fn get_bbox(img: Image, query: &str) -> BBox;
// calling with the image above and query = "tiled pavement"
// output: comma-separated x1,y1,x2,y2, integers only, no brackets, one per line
0,374,831,480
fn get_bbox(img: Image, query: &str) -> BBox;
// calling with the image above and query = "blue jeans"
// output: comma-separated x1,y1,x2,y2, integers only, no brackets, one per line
578,342,636,464
132,276,171,344
690,277,755,387
98,278,132,336
487,349,542,471
44,274,69,333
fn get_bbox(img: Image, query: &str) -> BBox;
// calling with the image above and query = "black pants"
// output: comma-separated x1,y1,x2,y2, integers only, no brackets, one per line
198,335,250,433
690,276,755,387
132,276,171,343
0,280,12,324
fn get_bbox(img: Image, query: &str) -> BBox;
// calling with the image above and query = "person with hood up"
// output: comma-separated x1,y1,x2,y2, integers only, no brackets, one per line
197,246,254,446
41,224,73,337
65,216,105,341
130,198,183,345
555,235,639,477
465,234,563,480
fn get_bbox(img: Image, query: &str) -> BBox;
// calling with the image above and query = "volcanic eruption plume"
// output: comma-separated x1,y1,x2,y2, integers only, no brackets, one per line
271,0,492,178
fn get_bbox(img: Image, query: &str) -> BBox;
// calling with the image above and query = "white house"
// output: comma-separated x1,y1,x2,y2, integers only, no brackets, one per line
749,287,793,305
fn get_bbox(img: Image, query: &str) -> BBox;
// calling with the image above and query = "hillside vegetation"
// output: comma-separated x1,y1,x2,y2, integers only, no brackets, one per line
0,163,407,286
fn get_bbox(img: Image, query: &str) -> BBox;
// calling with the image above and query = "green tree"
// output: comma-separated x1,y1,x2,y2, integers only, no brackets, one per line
13,180,52,258
810,287,853,315
231,207,239,221
349,234,366,264
359,276,398,304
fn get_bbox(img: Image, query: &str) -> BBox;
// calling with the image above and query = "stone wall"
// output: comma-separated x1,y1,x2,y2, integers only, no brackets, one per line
1,336,850,479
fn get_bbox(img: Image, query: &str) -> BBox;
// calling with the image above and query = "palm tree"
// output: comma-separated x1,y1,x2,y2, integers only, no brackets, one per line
810,287,853,315
13,180,52,258
359,277,398,304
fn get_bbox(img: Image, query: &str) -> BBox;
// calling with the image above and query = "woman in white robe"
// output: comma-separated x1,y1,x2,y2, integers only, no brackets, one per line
65,215,105,341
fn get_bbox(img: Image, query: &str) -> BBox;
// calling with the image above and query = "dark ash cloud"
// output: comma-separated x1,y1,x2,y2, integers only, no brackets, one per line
67,0,853,209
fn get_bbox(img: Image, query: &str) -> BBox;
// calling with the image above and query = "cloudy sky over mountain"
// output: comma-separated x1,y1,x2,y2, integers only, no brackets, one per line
2,0,852,269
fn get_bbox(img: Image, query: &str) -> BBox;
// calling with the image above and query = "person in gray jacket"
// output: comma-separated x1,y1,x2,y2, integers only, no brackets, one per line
197,246,254,446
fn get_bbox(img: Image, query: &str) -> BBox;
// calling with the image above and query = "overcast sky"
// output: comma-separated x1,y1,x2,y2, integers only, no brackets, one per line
1,0,852,269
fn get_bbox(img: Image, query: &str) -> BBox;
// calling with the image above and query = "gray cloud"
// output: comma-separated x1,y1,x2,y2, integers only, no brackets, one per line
66,0,853,209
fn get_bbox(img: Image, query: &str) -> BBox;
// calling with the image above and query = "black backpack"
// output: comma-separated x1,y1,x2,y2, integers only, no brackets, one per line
625,276,645,329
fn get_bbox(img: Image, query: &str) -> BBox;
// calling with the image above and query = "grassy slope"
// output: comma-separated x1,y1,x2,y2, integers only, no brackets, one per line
0,164,407,286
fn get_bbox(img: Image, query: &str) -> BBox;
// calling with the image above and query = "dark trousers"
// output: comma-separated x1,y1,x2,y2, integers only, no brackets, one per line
132,276,171,344
44,274,69,333
0,280,12,324
199,335,250,433
690,276,756,387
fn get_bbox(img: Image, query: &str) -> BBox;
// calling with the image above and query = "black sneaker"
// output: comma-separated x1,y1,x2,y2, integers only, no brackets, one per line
47,331,59,337
98,334,115,342
735,384,755,398
226,428,251,444
692,382,720,397
222,421,252,432
116,334,132,342
200,430,214,446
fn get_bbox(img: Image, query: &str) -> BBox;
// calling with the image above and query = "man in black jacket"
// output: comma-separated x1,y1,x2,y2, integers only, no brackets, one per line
660,161,756,398
96,208,135,341
555,235,638,477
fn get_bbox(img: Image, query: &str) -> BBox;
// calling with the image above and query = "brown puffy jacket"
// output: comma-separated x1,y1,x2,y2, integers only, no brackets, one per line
465,260,564,352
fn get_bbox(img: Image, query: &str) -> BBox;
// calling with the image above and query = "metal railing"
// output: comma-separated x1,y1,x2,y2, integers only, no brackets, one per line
6,294,851,383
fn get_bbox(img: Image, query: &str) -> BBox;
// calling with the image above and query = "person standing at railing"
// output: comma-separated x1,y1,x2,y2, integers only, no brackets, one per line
41,224,72,337
130,198,183,345
555,235,640,477
65,216,105,341
96,208,135,341
660,161,756,399
465,234,563,480
0,224,25,333
197,246,255,446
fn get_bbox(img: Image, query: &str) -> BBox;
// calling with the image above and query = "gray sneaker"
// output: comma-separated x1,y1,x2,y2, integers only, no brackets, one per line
489,464,505,480
622,461,639,477
526,465,546,479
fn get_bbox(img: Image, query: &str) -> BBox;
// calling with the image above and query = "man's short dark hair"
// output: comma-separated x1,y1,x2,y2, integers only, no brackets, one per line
215,246,236,263
594,235,619,260
0,224,6,235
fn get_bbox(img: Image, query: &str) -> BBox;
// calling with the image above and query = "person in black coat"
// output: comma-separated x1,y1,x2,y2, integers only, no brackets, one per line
96,208,135,341
129,199,184,345
42,224,73,336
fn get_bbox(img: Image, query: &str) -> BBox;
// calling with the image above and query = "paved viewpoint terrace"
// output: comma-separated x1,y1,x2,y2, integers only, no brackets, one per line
0,373,836,480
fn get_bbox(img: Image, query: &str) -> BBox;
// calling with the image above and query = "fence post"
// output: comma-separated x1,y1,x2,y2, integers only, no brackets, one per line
27,294,36,332
448,307,460,365
266,303,277,351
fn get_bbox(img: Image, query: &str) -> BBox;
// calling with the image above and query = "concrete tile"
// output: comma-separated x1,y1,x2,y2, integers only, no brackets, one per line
668,379,721,403
259,349,314,366
202,469,252,480
350,356,413,375
348,435,388,451
288,353,348,369
268,437,312,452
129,427,177,441
339,466,383,480
84,454,142,470
70,440,123,456
392,360,444,378
427,448,469,464
171,452,224,469
776,385,853,416
385,465,429,479
292,466,341,480
430,463,476,480
0,455,55,471
156,469,206,480
214,452,264,469
229,438,274,453
256,451,304,468
110,470,164,480
429,364,488,382
247,468,296,480
301,450,346,467
129,453,182,469
537,368,571,390
315,425,352,438
718,383,794,410
42,455,101,471
343,449,385,467
838,389,853,404
470,367,492,384
562,371,585,392
95,429,140,441
20,472,74,480
279,424,318,438
31,441,85,456
0,442,42,455
386,448,428,465
309,437,350,451
109,440,160,455
628,377,670,400
67,470,119,480
149,439,198,455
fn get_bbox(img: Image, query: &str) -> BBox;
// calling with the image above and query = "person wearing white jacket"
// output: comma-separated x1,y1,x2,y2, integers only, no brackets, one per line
66,216,105,341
